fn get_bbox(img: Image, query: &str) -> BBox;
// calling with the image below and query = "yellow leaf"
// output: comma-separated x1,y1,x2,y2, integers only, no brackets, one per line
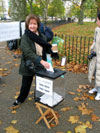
50,123,56,127
67,131,72,133
73,97,80,101
6,61,12,64
79,85,90,89
15,91,20,95
68,92,75,95
88,96,95,100
32,84,35,87
61,107,71,112
75,125,87,133
78,103,93,115
77,88,82,93
11,120,17,124
68,116,80,124
14,95,18,99
29,91,34,95
85,121,92,129
5,126,19,133
11,104,20,110
14,64,19,67
28,97,32,101
73,65,80,72
91,114,99,122
79,85,85,89
0,68,3,71
13,59,17,61
75,121,92,133
3,68,8,71
11,110,17,114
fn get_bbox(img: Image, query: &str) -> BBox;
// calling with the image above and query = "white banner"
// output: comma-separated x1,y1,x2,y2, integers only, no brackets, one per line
36,76,53,96
0,22,20,42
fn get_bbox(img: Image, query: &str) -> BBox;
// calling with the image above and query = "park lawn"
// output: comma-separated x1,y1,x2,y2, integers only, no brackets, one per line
52,22,97,37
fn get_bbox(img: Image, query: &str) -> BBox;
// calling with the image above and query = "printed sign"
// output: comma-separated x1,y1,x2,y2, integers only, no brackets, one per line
36,76,53,96
0,22,20,42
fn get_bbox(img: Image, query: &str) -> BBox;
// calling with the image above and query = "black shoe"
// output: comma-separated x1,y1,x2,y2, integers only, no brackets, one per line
12,100,21,109
13,100,20,105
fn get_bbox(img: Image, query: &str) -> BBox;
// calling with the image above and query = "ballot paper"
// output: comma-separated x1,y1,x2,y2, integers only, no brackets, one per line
40,92,63,107
46,54,54,72
46,63,54,72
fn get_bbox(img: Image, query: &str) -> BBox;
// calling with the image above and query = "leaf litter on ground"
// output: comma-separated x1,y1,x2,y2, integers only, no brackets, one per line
78,103,93,115
4,126,19,133
61,107,72,112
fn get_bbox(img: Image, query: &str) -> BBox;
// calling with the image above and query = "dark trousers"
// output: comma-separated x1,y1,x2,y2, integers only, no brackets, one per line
17,75,34,103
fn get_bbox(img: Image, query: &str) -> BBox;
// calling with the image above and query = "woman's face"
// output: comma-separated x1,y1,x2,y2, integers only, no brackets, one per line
96,17,100,27
28,19,38,32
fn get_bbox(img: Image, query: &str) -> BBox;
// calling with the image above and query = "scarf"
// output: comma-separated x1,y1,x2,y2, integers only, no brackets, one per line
25,29,52,50
25,29,52,60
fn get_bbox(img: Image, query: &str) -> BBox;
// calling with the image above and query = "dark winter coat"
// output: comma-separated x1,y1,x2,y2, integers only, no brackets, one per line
19,33,47,76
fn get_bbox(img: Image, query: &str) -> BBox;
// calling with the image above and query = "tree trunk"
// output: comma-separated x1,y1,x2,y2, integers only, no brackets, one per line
28,0,33,13
97,2,100,14
78,0,86,25
36,0,51,25
10,0,27,21
30,1,33,13
44,4,48,25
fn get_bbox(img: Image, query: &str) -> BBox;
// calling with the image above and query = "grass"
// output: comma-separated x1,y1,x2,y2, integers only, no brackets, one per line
52,22,97,64
52,22,97,37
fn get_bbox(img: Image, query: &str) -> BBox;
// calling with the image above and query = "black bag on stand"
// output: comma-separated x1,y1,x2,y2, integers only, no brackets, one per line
25,60,45,73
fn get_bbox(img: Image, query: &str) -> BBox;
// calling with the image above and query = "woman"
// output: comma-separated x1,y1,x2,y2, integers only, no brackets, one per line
13,14,52,107
88,14,100,100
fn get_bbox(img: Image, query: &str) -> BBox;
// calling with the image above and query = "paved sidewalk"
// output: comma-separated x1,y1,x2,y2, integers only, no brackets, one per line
0,43,100,133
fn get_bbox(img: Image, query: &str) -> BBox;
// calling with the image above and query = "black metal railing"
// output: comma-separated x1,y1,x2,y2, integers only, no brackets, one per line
56,34,94,64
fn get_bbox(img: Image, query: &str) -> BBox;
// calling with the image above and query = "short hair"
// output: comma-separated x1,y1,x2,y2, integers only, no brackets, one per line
25,14,40,30
97,14,100,20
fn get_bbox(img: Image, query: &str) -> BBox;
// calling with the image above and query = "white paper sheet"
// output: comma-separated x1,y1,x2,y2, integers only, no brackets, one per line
46,54,54,72
46,63,54,72
40,92,63,107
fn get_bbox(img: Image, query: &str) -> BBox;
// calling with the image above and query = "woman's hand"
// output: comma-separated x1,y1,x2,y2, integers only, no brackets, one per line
40,60,50,69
